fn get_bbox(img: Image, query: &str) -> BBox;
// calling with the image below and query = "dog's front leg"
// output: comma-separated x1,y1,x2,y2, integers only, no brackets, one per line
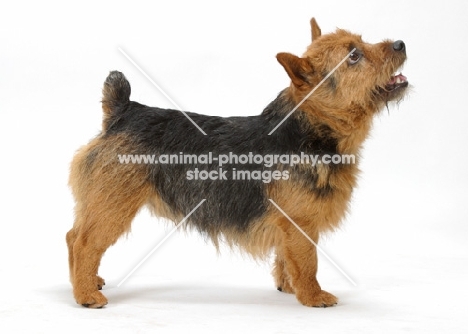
280,225,338,307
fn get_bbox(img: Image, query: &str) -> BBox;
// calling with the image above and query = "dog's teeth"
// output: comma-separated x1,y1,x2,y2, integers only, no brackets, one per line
396,77,402,84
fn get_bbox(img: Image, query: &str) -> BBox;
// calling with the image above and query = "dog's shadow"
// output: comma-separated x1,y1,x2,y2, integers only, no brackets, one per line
51,282,356,308
104,281,293,306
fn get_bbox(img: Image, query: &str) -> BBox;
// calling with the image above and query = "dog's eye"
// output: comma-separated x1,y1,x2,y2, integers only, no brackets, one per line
348,52,361,65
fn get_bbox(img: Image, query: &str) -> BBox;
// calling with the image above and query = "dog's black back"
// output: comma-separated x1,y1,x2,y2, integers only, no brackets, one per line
102,71,338,236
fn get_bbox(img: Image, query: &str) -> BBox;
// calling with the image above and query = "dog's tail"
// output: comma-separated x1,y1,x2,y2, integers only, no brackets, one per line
101,71,131,131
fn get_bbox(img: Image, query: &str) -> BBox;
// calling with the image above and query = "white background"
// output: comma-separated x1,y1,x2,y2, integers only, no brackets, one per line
1,0,467,333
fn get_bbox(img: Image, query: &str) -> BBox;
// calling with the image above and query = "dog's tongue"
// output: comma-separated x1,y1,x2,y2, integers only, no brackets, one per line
388,73,407,85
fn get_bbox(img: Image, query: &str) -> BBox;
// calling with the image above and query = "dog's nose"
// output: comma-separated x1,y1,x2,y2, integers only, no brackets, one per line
393,40,406,52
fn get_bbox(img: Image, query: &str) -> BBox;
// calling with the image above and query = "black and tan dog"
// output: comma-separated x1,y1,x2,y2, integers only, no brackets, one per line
67,18,408,308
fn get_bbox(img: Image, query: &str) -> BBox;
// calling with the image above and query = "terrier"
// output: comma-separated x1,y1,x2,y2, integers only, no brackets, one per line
67,18,408,308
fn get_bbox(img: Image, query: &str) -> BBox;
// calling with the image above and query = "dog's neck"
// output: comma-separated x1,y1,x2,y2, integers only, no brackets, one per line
263,89,374,155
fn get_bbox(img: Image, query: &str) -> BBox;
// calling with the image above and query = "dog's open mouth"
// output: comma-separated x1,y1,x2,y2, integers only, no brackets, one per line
385,73,408,92
377,73,408,100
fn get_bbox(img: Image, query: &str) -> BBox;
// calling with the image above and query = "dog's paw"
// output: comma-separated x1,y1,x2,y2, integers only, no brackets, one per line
96,275,105,290
297,290,338,308
76,290,108,309
277,282,295,294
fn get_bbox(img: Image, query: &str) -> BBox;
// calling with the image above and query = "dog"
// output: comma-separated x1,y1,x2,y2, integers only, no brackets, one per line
66,17,408,308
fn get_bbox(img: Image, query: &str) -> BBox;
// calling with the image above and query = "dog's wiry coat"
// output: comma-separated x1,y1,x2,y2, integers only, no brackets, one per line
67,18,408,308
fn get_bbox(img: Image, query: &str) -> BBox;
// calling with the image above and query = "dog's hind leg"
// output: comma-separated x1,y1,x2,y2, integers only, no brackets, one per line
67,136,151,308
69,180,151,308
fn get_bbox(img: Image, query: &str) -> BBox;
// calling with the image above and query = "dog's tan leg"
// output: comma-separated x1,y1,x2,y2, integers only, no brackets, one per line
70,183,150,308
66,227,77,283
272,249,294,294
67,224,105,290
71,228,109,308
68,150,151,307
67,134,153,308
281,225,338,307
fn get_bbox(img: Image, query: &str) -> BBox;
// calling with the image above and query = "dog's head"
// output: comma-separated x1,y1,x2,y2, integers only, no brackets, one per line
276,18,408,115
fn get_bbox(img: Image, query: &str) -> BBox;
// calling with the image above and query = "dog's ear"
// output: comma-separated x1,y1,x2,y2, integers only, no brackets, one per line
276,52,313,88
310,18,321,41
